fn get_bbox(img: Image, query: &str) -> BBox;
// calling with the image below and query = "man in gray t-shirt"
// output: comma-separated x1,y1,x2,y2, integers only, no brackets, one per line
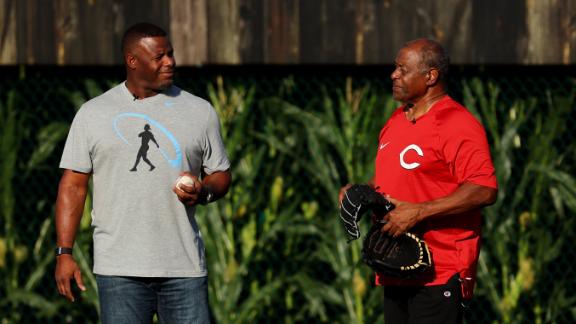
55,23,231,323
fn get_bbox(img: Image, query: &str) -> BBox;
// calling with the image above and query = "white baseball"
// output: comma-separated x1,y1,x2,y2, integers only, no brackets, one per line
177,175,195,190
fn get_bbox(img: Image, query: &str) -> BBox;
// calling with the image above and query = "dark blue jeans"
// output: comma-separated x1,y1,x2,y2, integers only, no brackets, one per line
95,275,211,324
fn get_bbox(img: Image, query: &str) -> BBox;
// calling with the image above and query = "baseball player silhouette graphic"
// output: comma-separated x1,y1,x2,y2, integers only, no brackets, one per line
130,124,159,171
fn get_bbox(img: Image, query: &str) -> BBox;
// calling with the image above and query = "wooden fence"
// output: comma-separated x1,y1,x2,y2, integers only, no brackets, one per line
1,0,575,65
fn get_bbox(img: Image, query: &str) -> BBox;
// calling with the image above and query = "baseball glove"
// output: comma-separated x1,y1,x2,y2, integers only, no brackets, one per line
339,184,394,242
339,184,432,277
361,221,432,277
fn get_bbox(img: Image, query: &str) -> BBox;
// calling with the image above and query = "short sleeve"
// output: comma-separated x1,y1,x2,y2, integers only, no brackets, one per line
439,110,497,189
201,107,230,174
59,107,93,173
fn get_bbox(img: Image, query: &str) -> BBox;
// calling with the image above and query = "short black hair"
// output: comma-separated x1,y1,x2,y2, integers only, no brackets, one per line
121,23,167,55
407,39,450,82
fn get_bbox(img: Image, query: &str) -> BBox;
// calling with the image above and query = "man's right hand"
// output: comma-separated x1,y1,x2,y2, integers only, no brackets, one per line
55,255,86,302
172,172,203,206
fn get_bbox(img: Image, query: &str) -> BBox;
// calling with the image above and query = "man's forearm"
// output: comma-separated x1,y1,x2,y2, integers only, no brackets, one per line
383,182,497,236
56,170,90,247
201,169,231,202
417,182,497,222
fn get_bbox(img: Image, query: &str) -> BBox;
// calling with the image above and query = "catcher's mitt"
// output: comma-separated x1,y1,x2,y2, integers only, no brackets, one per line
339,184,432,278
339,184,394,241
361,222,432,277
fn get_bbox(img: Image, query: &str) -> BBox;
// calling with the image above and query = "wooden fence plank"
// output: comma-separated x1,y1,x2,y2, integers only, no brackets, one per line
298,0,321,63
170,0,208,66
78,0,120,65
300,0,356,63
524,0,576,64
16,0,56,64
264,0,299,63
0,0,17,64
207,0,240,64
469,0,527,64
319,0,356,63
238,0,264,64
568,0,576,64
54,0,82,65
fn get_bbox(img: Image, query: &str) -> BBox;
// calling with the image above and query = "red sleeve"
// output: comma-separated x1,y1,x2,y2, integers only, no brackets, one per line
438,108,498,189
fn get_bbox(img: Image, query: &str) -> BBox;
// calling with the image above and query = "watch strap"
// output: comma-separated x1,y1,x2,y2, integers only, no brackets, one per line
55,247,73,256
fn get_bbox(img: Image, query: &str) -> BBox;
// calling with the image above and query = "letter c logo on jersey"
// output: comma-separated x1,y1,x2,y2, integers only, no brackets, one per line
399,144,423,170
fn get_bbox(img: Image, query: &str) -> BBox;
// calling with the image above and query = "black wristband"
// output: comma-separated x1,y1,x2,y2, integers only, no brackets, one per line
55,247,73,256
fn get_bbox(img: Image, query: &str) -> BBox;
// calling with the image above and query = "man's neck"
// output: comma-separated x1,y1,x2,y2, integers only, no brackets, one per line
404,90,447,122
125,79,161,100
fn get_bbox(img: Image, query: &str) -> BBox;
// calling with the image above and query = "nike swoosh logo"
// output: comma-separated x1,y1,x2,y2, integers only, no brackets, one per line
379,142,390,150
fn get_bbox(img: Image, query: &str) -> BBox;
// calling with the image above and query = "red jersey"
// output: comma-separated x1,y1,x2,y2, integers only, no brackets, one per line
373,96,497,288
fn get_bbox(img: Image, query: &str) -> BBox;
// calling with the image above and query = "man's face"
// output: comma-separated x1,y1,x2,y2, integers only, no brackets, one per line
390,45,428,103
132,36,175,91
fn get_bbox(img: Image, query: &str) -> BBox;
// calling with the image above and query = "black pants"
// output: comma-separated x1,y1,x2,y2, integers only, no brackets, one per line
383,274,463,324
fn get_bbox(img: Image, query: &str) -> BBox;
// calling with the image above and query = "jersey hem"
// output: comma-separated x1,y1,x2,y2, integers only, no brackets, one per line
94,268,208,278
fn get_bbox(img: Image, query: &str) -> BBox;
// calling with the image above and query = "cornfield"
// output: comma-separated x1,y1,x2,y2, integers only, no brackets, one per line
1,67,575,323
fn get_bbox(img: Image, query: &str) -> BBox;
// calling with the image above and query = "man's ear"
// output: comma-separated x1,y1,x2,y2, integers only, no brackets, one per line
426,68,439,86
126,53,137,70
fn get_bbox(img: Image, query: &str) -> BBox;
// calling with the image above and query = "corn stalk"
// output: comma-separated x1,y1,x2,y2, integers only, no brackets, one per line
464,79,576,323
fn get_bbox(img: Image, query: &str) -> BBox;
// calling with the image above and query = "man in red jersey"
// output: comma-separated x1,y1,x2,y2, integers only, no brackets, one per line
340,39,497,323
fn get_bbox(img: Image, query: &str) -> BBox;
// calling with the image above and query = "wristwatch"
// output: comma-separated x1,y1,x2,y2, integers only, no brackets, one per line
205,190,214,204
55,247,73,256
200,186,214,205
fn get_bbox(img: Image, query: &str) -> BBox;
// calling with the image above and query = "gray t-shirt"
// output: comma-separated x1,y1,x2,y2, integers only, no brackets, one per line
60,82,230,277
